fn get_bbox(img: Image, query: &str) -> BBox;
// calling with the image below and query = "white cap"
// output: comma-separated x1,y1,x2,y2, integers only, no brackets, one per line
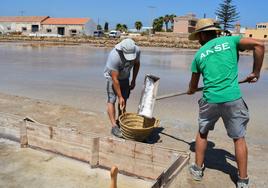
115,38,137,61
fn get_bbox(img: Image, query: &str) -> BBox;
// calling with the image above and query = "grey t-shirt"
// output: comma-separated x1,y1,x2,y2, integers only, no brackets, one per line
104,47,140,80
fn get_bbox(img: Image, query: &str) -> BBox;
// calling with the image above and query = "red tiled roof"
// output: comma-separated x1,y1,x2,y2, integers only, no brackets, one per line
41,18,90,25
0,16,49,22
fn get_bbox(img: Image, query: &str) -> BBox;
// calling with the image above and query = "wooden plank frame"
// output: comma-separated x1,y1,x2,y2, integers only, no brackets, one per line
0,112,190,187
0,112,21,142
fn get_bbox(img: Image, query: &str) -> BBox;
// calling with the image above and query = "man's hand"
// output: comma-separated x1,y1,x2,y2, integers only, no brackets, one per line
241,72,260,83
130,80,136,90
187,88,195,95
187,87,195,95
118,96,125,109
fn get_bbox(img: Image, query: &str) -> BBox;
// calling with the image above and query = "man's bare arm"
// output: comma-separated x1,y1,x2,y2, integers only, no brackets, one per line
187,72,201,94
239,38,265,82
130,60,140,90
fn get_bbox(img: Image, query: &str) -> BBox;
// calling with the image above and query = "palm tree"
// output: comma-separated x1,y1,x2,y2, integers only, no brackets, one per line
116,23,122,31
122,24,128,32
163,14,170,31
135,21,143,31
104,22,109,32
153,17,163,32
116,23,128,32
169,14,176,31
97,24,102,30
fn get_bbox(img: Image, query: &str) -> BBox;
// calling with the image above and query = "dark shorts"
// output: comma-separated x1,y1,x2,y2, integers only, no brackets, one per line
106,79,130,104
198,97,250,139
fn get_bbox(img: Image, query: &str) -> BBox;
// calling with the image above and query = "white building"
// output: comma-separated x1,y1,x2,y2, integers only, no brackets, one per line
40,18,96,36
0,16,49,34
128,26,153,33
0,16,96,36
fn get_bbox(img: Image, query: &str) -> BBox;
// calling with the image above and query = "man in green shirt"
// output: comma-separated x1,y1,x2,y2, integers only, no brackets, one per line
187,18,265,188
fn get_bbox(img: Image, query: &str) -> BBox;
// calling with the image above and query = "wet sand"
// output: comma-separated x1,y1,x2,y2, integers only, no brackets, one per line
0,42,268,187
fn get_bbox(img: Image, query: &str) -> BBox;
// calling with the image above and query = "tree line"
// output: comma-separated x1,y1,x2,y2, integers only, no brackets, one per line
97,13,176,33
97,21,143,32
97,0,239,33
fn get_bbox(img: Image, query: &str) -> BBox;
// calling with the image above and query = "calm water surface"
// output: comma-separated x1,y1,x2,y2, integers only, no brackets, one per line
0,42,267,144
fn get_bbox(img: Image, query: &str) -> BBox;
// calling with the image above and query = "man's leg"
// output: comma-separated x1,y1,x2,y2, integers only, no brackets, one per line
106,79,119,127
221,98,249,180
233,137,248,178
195,98,218,167
106,79,123,138
107,102,122,138
195,131,209,167
107,102,116,127
189,99,218,180
189,131,208,181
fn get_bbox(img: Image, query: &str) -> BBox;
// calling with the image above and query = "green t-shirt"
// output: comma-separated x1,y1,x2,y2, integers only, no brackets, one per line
191,36,242,103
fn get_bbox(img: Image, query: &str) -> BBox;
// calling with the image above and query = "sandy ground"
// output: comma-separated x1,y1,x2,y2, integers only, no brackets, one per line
0,93,109,135
0,138,152,188
0,92,267,188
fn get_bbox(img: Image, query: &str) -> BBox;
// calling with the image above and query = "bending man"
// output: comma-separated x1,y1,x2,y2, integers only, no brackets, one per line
104,38,140,138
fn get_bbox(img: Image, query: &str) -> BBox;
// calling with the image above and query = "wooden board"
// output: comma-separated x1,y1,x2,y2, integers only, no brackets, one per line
0,113,21,141
25,119,99,164
98,137,189,180
151,154,190,188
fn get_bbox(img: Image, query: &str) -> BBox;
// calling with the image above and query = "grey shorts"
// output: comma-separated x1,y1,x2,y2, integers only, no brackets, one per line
198,97,249,139
106,79,130,104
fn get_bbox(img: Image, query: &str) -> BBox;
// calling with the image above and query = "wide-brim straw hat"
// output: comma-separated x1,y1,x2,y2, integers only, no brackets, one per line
189,18,222,40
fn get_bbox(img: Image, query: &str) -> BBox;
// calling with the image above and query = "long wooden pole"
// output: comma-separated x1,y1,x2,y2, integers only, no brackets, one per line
156,80,248,100
110,166,118,188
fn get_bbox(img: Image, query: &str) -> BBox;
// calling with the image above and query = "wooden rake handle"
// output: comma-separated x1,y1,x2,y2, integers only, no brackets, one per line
156,79,248,101
110,166,118,188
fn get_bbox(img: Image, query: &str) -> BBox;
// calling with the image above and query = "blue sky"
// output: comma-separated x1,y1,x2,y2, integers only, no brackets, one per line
1,0,267,29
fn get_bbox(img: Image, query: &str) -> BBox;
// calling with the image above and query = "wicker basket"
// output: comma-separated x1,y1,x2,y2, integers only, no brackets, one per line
119,112,159,142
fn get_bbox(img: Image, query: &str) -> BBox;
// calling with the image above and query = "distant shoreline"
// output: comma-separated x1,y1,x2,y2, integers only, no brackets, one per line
0,35,266,55
0,35,200,49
